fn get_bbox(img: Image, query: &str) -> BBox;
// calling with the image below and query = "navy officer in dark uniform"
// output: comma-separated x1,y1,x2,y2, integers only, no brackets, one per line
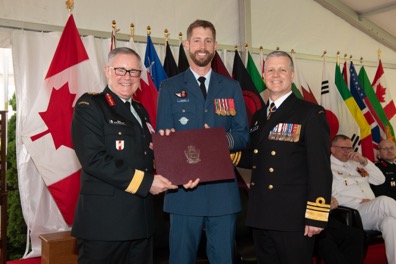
71,47,177,264
237,50,332,264
373,138,396,200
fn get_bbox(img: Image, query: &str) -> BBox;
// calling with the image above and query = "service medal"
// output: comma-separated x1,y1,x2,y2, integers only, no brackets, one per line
228,99,236,116
214,99,221,115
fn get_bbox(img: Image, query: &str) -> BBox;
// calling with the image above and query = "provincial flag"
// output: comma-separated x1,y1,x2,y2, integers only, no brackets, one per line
349,61,381,149
163,41,179,78
246,51,266,93
342,61,349,86
178,42,189,72
144,35,167,89
321,57,360,147
358,65,394,139
291,53,318,104
334,63,375,161
372,59,396,134
291,83,304,99
129,38,158,130
211,51,231,78
232,50,265,124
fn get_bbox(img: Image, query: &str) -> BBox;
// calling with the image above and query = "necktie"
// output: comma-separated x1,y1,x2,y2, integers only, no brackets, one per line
198,76,207,99
267,102,277,120
124,101,142,126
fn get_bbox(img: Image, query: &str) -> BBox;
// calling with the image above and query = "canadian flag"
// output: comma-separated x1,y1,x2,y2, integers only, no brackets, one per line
372,59,396,132
14,14,104,256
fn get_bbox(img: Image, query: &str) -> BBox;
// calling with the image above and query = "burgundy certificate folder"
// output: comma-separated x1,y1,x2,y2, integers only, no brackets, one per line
152,127,235,185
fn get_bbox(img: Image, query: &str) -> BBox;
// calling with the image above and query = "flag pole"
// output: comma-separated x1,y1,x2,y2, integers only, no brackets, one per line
164,29,169,47
244,43,249,65
130,23,135,41
110,20,119,50
336,51,340,65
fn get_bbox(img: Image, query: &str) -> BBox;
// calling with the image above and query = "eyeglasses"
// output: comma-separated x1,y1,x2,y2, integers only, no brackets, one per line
379,146,396,151
109,66,141,77
333,146,353,151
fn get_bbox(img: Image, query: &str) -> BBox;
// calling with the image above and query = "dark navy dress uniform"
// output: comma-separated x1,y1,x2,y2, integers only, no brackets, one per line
71,86,155,264
237,93,332,264
373,158,396,200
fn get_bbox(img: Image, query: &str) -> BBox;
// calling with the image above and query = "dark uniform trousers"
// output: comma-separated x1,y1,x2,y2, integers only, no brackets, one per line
252,228,315,264
77,237,153,264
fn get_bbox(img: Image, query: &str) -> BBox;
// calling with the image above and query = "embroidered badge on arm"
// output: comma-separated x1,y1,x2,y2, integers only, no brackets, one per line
105,93,116,106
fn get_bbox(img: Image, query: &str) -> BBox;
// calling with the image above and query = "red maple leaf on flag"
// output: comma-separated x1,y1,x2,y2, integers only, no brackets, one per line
30,82,76,149
375,83,386,103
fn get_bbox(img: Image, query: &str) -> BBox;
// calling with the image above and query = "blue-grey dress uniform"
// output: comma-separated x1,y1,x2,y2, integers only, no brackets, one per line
71,86,155,263
373,158,396,200
238,93,332,263
156,69,249,263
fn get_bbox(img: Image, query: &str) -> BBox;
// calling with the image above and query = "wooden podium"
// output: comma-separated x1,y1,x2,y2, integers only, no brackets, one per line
39,231,77,264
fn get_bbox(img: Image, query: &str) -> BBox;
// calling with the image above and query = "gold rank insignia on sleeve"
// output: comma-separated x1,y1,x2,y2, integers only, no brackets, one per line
230,151,242,166
78,101,90,106
125,169,144,194
305,197,331,222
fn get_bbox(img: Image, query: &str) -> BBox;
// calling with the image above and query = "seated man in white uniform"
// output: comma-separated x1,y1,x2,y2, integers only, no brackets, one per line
330,134,396,264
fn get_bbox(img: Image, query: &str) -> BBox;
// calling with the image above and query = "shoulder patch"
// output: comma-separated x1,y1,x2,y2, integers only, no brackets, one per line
105,93,116,106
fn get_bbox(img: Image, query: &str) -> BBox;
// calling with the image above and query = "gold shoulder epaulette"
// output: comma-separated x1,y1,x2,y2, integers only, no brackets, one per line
78,101,90,106
87,92,98,95
305,197,330,222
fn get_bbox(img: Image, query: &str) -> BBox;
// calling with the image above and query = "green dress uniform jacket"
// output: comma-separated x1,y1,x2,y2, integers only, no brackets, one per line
71,86,155,241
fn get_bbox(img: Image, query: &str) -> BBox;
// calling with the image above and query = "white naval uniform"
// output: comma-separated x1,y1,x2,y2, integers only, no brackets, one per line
331,155,396,264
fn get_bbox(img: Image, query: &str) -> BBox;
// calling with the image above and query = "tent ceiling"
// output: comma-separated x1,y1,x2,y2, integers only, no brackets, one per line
314,0,396,53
